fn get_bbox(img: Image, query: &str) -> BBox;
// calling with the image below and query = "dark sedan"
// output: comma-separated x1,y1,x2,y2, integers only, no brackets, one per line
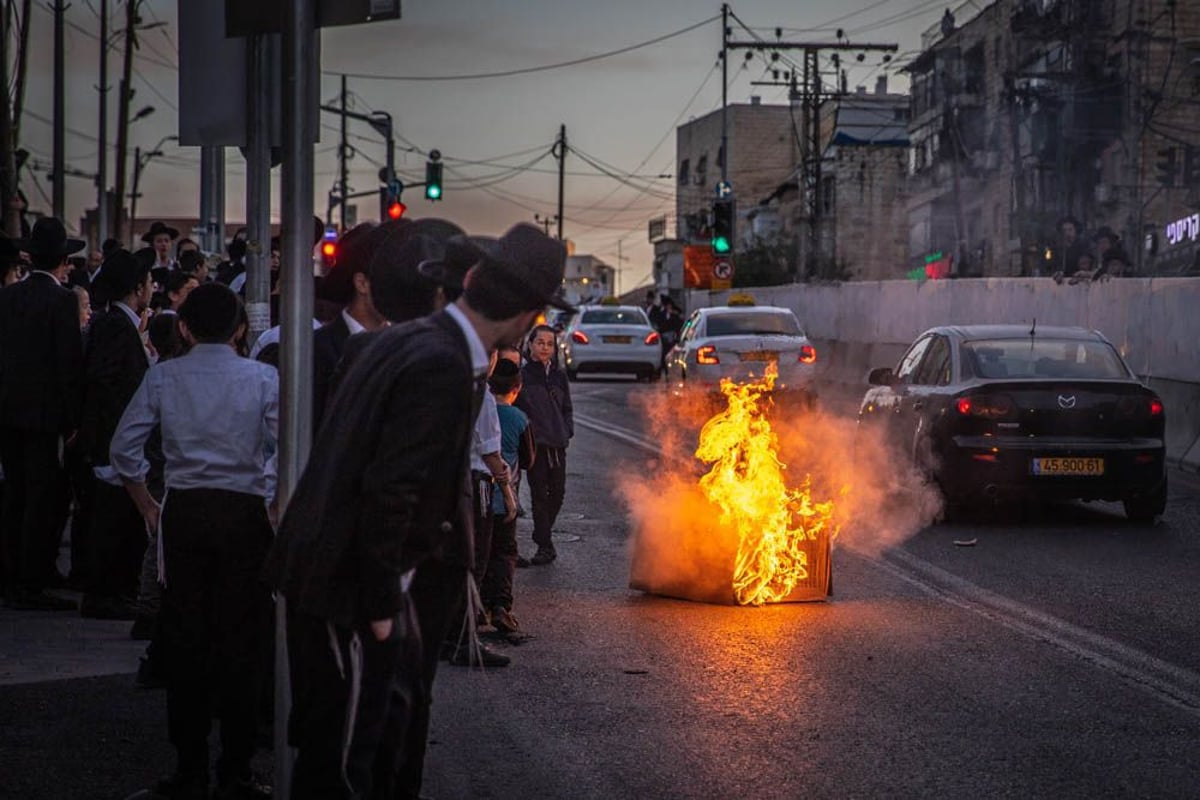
858,325,1167,521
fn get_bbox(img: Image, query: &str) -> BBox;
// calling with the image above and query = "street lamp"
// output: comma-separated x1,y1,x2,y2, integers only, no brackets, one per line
132,105,156,123
129,134,178,248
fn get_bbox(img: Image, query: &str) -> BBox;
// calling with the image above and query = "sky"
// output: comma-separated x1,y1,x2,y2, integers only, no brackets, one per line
21,0,959,292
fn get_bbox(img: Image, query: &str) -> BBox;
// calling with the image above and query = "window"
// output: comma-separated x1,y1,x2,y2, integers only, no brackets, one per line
960,339,1129,380
895,336,933,384
580,309,650,326
705,311,802,337
678,159,690,186
914,336,952,385
696,154,708,184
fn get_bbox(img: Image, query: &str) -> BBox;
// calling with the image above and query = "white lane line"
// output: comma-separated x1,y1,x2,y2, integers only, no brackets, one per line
580,412,1200,718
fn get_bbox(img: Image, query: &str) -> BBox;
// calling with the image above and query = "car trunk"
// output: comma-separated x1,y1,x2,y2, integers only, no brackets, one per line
961,380,1162,438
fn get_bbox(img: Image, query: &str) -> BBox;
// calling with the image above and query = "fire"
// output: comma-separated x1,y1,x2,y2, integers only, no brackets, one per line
695,364,838,605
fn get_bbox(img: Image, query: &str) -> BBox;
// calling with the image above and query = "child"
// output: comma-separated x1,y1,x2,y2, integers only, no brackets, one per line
482,359,535,632
110,283,278,800
514,324,573,566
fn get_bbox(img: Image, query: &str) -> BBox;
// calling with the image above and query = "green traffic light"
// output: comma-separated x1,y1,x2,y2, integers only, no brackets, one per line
712,235,731,254
425,184,442,200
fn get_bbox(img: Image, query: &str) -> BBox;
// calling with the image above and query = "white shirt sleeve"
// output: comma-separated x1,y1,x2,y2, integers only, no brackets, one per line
109,369,160,484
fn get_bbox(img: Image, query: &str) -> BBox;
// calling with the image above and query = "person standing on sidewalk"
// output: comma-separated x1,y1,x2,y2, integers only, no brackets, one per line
111,283,278,800
515,324,573,566
0,218,85,610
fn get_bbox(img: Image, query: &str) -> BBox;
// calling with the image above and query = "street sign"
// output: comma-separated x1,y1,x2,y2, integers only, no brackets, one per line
712,258,733,290
715,180,732,198
648,216,667,243
226,0,400,36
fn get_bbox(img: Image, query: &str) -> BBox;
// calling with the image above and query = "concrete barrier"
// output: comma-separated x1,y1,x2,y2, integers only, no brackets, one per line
685,278,1200,471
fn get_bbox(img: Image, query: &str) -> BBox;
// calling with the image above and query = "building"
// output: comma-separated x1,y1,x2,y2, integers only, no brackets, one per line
562,254,616,307
906,0,1200,277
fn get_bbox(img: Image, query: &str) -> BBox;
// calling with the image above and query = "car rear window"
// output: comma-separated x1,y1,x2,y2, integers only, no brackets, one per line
705,311,801,337
580,309,649,326
961,338,1129,380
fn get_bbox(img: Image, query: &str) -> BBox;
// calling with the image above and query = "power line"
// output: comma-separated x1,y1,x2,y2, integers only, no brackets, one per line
326,15,719,81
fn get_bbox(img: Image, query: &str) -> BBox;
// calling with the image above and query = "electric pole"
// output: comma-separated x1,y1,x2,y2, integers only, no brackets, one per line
52,0,65,219
554,124,566,241
721,2,728,184
0,1,19,235
97,0,109,244
113,0,137,243
339,73,349,230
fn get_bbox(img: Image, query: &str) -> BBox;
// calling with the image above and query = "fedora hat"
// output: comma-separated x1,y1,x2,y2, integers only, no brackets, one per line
453,223,573,311
24,217,85,258
406,217,470,290
140,220,180,243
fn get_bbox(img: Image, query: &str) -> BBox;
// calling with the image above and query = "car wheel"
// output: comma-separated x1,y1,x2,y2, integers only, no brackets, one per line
1123,476,1167,523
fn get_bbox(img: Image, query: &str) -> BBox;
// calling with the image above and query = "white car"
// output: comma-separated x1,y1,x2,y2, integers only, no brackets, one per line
665,302,818,402
560,305,661,381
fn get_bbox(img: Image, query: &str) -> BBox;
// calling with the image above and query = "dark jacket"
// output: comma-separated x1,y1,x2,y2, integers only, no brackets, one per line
80,306,149,466
515,359,573,449
256,313,351,434
0,272,85,433
263,311,479,627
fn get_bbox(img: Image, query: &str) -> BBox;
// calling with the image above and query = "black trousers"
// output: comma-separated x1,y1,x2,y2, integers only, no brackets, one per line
287,601,420,800
87,479,146,599
0,427,65,594
526,444,567,549
64,444,94,585
158,487,273,784
481,514,517,611
396,560,467,799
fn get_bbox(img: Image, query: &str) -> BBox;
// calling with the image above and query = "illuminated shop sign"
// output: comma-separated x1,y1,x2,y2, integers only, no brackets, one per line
1165,213,1200,247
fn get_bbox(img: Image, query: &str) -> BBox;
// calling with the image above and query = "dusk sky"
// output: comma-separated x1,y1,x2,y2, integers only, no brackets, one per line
23,0,954,291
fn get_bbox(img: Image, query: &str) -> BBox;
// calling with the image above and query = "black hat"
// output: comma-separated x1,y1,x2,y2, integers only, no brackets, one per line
317,223,381,305
454,223,573,311
24,217,85,257
0,236,23,264
140,221,180,243
98,249,151,297
368,230,446,323
408,218,469,289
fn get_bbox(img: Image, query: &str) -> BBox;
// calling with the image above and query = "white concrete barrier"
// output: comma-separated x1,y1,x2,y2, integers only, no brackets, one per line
685,278,1200,470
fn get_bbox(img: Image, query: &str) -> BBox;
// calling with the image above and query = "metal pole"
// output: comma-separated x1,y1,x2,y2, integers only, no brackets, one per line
97,0,108,245
245,35,273,346
557,124,565,241
128,146,140,248
720,2,728,184
339,73,348,231
52,0,65,218
200,146,226,255
277,0,317,794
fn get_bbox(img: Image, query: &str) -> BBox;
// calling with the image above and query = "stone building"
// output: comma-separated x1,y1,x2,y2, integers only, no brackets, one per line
562,254,616,306
907,0,1200,277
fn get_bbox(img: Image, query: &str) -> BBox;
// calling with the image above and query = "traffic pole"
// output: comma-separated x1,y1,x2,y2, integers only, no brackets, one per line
245,34,273,347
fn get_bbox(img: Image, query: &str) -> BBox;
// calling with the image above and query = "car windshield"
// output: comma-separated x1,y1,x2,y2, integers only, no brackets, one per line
580,309,648,326
961,338,1129,380
705,311,801,337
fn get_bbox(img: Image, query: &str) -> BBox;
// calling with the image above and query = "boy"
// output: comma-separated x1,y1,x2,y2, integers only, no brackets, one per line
110,283,278,800
483,359,535,632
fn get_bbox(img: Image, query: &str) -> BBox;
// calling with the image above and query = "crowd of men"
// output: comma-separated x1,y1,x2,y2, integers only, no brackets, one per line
0,212,574,799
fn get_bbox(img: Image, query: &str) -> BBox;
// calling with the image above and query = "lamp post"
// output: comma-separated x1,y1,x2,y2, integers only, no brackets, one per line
128,133,177,247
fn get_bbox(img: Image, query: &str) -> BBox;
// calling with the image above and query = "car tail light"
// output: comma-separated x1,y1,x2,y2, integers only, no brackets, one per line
697,345,719,365
644,331,660,345
1150,397,1164,417
798,344,817,364
1116,395,1165,418
571,331,590,345
956,394,1015,420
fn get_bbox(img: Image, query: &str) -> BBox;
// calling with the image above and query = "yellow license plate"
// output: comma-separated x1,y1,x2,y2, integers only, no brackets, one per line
1031,457,1105,476
740,351,778,362
602,335,632,344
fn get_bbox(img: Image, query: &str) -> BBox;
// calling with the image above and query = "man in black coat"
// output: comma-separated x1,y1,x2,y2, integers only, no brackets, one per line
0,218,85,610
79,251,154,618
264,222,570,800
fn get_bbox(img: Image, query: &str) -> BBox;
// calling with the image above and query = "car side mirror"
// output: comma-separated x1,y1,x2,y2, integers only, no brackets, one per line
867,367,895,386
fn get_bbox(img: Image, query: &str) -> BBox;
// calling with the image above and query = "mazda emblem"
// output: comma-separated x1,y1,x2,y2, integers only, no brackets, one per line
1057,395,1077,409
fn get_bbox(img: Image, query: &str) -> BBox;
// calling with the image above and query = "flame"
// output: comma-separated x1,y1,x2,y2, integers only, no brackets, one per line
695,364,838,606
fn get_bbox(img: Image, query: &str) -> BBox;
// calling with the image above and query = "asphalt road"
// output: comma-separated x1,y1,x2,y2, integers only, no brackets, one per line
422,376,1200,800
3,376,1198,799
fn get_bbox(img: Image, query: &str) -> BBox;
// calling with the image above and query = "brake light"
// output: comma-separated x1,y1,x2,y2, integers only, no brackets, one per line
697,345,719,365
644,331,660,345
956,394,1014,419
956,397,972,416
1150,397,1164,417
571,331,590,345
1117,395,1165,418
798,344,817,364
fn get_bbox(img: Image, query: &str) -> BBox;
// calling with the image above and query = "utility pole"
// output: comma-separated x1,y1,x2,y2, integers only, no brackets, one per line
554,124,566,241
13,0,32,150
97,0,109,245
128,145,142,245
52,0,65,219
113,0,137,243
534,213,556,236
339,73,348,231
721,2,728,184
245,34,274,346
0,1,19,235
199,146,225,255
727,33,897,279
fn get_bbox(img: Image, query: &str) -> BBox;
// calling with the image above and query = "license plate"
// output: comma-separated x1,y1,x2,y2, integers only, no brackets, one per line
740,351,778,362
602,335,632,344
1031,457,1105,476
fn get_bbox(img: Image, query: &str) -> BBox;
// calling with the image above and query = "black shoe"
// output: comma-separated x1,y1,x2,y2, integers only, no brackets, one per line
135,655,168,690
448,641,511,668
490,606,521,634
6,589,77,611
150,773,208,800
515,555,532,569
130,615,156,640
80,594,139,620
530,547,557,566
212,776,271,799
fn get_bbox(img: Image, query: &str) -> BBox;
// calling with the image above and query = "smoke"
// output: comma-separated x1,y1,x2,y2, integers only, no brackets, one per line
617,385,942,605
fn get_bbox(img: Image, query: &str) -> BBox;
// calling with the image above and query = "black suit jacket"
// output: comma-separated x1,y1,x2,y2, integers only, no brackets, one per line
263,310,478,628
255,313,352,434
80,306,149,466
0,272,85,433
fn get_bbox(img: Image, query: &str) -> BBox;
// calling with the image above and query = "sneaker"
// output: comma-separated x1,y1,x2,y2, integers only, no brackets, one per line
529,547,557,566
490,606,521,634
212,776,272,799
448,641,511,668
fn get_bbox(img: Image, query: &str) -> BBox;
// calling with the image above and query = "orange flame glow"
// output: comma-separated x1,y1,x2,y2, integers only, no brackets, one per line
695,364,838,605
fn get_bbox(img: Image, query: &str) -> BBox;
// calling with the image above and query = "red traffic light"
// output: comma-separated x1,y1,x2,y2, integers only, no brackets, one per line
320,241,337,259
387,200,407,220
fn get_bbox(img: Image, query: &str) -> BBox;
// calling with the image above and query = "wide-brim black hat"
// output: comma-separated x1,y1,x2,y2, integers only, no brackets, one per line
449,222,573,312
406,218,469,289
140,220,180,243
25,217,85,257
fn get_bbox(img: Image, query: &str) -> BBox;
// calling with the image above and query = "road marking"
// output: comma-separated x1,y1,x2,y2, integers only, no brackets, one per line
578,410,1200,718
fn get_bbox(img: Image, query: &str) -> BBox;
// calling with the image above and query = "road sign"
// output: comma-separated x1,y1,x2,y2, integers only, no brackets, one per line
713,260,733,280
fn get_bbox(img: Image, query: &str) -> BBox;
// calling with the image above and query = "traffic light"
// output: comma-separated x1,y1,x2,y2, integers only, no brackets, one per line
1155,147,1177,188
711,199,734,254
387,199,407,220
320,229,338,271
424,152,443,201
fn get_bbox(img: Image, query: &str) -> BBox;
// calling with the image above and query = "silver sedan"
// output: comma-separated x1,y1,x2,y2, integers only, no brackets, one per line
560,305,661,381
